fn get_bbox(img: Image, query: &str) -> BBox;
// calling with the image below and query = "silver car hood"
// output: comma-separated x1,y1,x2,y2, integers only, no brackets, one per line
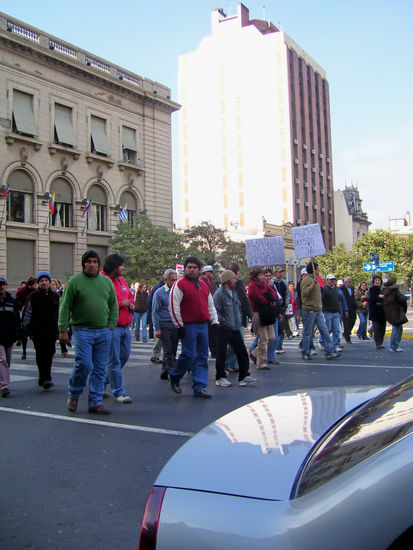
155,386,384,500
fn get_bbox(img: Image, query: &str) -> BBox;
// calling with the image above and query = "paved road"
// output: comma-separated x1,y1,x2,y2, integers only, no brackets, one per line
1,328,412,550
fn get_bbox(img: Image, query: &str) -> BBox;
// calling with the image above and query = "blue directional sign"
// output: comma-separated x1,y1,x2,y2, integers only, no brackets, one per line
363,261,394,272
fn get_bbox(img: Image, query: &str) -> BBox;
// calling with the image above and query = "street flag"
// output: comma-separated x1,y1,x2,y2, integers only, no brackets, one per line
119,204,128,222
297,258,301,268
81,198,92,218
48,193,55,215
1,185,10,198
288,253,295,265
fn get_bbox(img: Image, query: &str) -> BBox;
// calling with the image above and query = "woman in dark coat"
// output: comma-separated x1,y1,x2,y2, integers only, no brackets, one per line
368,275,386,349
383,276,408,352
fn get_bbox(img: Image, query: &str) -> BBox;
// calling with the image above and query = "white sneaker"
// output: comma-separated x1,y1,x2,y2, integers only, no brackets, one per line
238,376,257,386
310,350,318,356
216,377,232,387
115,395,132,403
275,350,285,354
395,348,403,352
335,347,343,352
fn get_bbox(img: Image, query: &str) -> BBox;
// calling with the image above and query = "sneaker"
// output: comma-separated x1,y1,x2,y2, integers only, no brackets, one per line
1,388,10,397
334,347,343,352
216,377,232,387
376,345,385,350
103,391,110,398
268,360,280,365
302,354,312,361
67,397,78,412
256,365,271,370
88,404,111,415
193,390,212,398
42,381,53,390
310,350,318,356
275,350,285,354
150,357,162,364
249,352,257,365
115,395,132,403
395,347,403,352
325,352,339,359
238,376,257,386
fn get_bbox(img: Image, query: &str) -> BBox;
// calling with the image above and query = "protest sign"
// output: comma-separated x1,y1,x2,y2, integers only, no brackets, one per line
245,236,285,267
290,223,326,260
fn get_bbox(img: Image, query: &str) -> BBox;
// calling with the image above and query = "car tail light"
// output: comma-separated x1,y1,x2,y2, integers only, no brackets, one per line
137,486,166,550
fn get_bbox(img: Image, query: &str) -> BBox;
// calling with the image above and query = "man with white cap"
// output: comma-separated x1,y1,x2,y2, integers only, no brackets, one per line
0,276,22,397
213,270,257,387
322,274,344,352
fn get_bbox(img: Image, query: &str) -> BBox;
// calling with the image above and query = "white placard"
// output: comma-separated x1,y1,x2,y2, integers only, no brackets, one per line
246,237,285,268
290,223,326,260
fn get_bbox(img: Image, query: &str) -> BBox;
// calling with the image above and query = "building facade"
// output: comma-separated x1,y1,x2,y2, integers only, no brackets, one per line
0,13,179,289
334,185,370,249
178,2,335,249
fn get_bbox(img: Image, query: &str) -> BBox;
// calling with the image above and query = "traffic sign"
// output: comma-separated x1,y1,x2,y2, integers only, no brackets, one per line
363,261,394,272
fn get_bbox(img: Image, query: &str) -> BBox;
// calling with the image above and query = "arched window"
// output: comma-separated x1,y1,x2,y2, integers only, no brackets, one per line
87,184,106,231
50,178,73,227
119,191,137,228
6,169,33,223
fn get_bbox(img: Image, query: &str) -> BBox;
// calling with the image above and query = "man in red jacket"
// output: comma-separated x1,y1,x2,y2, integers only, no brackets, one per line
101,254,135,403
169,256,219,398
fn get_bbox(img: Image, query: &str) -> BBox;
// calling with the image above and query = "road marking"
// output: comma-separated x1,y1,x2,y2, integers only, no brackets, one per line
0,407,194,437
10,374,36,382
284,361,413,370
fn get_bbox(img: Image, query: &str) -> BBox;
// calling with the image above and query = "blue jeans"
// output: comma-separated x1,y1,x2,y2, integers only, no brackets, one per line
302,310,334,356
357,312,368,338
390,325,403,350
134,311,148,341
276,315,285,350
170,322,209,393
69,328,112,407
324,311,341,349
107,325,131,396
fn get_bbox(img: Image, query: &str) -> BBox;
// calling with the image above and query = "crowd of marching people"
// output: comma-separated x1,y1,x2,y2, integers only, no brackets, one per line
0,251,409,406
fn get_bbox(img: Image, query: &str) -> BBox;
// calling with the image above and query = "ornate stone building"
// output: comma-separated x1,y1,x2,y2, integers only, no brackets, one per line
0,13,179,288
334,185,370,249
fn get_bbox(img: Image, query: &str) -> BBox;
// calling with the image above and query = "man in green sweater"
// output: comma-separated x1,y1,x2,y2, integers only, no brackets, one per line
58,250,118,414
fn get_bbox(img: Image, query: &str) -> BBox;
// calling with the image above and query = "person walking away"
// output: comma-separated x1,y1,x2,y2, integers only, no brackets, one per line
134,283,148,342
0,277,22,397
368,275,386,349
214,270,257,387
147,277,164,364
152,269,178,380
383,276,408,352
248,267,279,370
341,276,357,343
15,276,37,360
355,281,369,340
101,254,135,403
22,272,59,390
200,265,218,358
58,250,118,414
169,256,219,398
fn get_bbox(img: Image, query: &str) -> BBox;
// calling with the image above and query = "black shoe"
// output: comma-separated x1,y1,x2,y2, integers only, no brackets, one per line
302,354,312,361
42,381,53,390
345,338,351,344
249,353,257,365
21,353,26,360
151,357,162,364
1,388,10,397
160,371,169,380
268,360,280,365
194,390,212,398
362,336,370,340
170,380,182,394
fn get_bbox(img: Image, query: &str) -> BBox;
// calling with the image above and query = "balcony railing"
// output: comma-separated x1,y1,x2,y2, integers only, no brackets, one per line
7,20,39,42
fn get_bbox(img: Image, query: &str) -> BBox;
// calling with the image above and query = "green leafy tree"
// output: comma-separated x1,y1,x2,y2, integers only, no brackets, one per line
109,215,185,284
218,239,249,282
183,222,228,265
316,242,362,284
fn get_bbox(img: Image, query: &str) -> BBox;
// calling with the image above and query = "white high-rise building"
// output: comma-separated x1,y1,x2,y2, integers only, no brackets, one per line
178,3,335,249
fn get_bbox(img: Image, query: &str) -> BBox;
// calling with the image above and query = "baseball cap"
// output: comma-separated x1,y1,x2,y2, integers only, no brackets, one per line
326,274,336,280
202,265,214,273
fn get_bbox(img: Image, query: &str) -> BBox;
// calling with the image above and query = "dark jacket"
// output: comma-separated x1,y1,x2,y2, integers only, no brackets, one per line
23,289,59,337
234,278,253,327
341,284,357,314
322,284,341,313
383,285,408,326
368,285,385,322
135,290,149,314
0,291,22,346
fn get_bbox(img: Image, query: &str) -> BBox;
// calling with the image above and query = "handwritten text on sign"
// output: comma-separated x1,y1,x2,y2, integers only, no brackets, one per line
290,224,326,260
246,237,285,268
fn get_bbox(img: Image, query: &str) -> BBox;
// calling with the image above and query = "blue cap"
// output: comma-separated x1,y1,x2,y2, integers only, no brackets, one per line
36,271,51,282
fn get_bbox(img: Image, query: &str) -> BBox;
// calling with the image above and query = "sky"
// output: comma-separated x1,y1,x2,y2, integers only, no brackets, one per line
3,0,413,230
